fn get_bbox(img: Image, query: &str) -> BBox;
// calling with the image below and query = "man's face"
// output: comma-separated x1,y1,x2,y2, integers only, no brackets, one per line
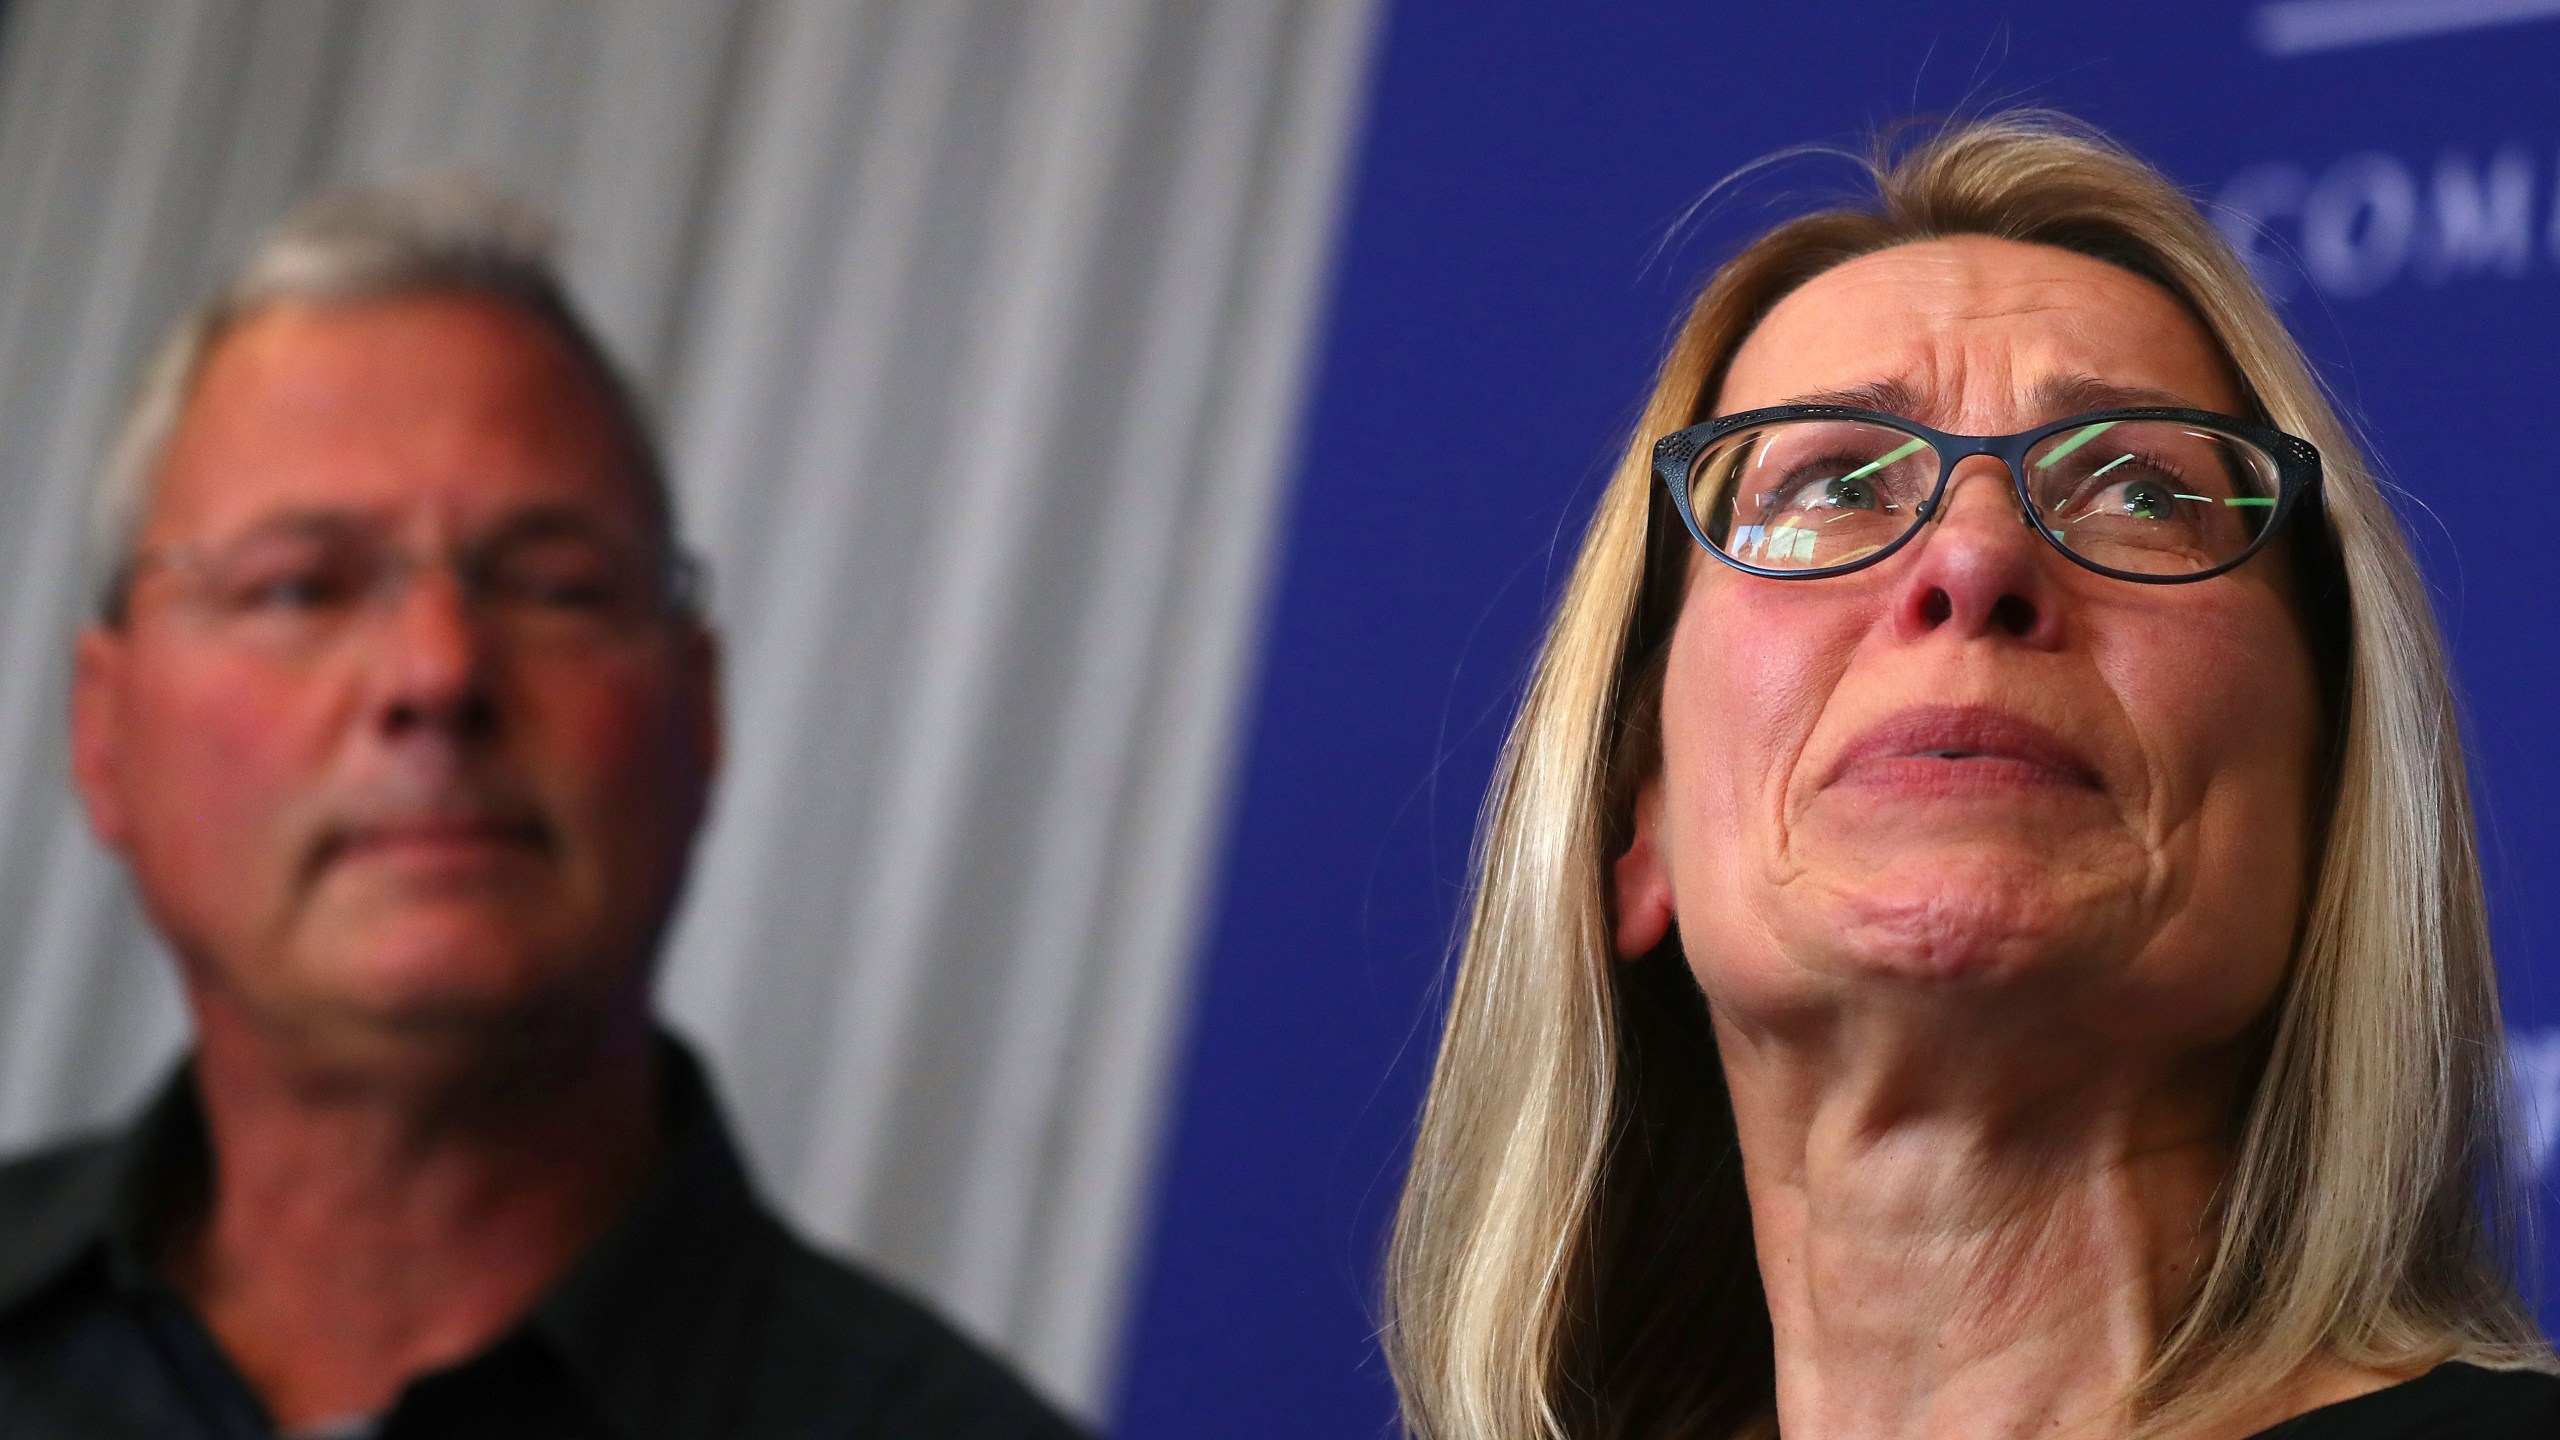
72,294,719,1056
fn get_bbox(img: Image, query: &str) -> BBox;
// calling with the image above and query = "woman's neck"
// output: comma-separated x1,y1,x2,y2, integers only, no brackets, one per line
1717,1012,2243,1440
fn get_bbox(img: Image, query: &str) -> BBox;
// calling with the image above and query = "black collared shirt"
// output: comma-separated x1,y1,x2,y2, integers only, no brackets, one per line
0,1040,1093,1440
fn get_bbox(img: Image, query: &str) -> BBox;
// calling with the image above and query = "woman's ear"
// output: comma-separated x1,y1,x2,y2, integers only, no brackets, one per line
1612,778,1674,958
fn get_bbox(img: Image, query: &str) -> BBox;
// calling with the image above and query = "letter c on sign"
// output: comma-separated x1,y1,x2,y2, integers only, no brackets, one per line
2215,163,2311,299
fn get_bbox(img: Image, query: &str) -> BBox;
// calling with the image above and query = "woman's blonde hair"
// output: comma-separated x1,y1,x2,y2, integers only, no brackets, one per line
1384,112,2552,1440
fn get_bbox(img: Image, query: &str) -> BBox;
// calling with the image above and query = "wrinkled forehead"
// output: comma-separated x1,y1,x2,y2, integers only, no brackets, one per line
1715,237,2244,429
146,294,661,548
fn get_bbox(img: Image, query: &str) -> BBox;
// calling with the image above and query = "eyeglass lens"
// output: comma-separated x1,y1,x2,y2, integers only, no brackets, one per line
1691,418,2284,577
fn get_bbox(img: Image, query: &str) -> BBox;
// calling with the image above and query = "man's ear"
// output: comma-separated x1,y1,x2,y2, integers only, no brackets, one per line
665,619,723,842
682,620,723,784
1611,778,1674,959
68,626,134,852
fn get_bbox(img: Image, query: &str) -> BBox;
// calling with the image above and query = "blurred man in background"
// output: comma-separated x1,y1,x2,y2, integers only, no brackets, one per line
0,180,1084,1440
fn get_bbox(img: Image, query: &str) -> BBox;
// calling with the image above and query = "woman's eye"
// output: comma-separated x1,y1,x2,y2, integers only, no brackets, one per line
1781,472,1884,512
2099,477,2180,521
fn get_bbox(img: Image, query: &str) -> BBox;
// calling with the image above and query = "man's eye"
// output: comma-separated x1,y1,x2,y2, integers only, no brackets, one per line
226,569,356,611
491,564,626,612
523,578,615,609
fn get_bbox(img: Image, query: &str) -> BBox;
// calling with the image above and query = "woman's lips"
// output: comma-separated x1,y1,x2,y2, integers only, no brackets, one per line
1825,704,2106,794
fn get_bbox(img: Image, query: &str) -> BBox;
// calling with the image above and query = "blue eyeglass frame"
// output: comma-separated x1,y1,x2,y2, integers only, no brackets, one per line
1650,404,2324,585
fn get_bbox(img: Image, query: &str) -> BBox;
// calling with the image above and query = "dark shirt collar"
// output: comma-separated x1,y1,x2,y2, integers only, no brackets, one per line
527,1040,783,1440
0,1033,782,1440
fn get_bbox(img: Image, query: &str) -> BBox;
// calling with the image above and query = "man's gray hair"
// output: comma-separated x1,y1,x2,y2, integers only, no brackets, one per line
92,174,676,621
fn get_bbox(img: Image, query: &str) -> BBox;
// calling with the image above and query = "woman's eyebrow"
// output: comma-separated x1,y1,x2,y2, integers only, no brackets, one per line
2024,375,2197,415
1777,377,1930,414
1772,375,2201,423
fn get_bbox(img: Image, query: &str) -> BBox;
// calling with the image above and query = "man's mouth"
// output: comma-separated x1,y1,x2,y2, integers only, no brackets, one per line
314,814,553,871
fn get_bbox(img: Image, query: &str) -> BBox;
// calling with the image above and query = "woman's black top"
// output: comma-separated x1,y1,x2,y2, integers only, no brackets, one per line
2249,1362,2560,1437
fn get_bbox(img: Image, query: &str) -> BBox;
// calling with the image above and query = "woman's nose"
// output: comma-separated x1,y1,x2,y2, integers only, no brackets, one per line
1891,458,2065,647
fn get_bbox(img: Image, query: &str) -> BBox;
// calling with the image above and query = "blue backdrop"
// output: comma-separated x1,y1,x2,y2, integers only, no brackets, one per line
1118,5,2560,1436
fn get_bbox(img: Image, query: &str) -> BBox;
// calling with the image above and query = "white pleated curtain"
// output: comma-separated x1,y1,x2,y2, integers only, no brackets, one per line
0,0,1377,1417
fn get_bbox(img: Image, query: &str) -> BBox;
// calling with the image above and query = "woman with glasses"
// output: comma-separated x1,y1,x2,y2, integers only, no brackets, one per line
1383,115,2560,1440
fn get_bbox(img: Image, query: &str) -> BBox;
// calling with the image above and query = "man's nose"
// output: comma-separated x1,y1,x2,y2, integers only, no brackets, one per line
1890,457,2065,646
367,562,501,739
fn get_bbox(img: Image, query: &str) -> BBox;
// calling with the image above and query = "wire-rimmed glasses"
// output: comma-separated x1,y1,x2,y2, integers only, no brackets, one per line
116,512,705,659
1651,405,2322,583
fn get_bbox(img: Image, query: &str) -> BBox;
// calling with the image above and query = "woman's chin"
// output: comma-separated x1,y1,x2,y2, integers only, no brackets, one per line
1777,842,2143,989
